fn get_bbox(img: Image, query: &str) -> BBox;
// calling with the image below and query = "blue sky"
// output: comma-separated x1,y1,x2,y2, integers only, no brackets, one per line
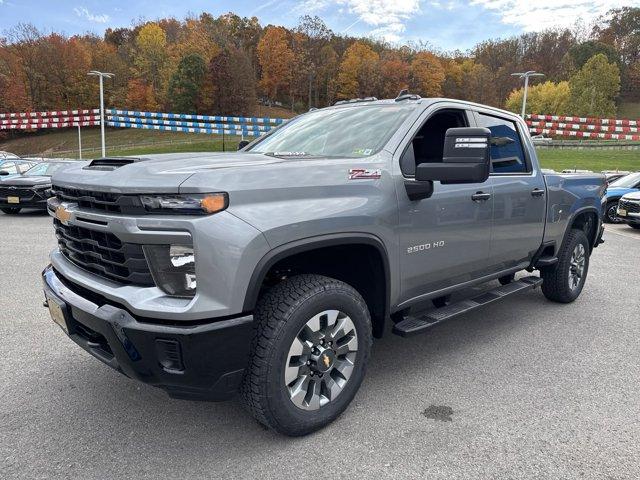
1,0,638,51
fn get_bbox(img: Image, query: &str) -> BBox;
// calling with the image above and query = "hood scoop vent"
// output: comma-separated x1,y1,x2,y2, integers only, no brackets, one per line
83,157,141,171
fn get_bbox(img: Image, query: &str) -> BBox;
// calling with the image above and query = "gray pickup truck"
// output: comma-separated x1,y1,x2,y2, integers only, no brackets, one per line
42,96,605,436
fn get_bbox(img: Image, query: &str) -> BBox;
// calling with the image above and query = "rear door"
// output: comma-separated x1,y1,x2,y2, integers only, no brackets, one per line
395,104,494,305
472,110,546,271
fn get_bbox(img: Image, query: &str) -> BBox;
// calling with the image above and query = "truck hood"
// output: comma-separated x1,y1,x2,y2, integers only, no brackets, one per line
606,186,638,199
621,190,640,201
50,152,285,193
1,175,52,186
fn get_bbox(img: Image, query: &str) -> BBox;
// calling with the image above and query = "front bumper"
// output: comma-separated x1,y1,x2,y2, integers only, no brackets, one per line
0,194,48,209
42,265,254,401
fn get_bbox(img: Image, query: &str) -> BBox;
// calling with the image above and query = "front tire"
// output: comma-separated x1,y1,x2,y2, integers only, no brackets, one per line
241,274,372,436
1,207,21,214
605,201,621,223
541,229,590,303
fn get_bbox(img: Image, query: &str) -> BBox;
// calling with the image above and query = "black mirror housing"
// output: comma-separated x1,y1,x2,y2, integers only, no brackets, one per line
416,127,491,184
237,140,250,150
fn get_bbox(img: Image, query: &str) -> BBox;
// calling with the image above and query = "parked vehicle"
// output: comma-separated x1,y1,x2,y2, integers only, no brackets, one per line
0,160,76,214
603,172,640,223
531,134,552,145
617,191,640,229
0,159,38,179
602,170,631,185
42,97,606,436
0,151,20,160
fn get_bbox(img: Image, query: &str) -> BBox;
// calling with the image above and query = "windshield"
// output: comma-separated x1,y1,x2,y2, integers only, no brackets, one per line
23,162,70,177
249,104,415,158
609,172,640,188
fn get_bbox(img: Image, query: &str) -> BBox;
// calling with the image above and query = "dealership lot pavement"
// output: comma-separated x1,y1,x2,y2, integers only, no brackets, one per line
1,212,639,480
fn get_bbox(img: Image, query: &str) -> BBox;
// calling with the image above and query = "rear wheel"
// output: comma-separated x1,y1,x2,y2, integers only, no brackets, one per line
1,207,21,214
241,274,372,436
541,229,590,303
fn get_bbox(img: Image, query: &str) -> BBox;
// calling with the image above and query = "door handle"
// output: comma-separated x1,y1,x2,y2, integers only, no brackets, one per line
531,188,545,197
471,192,491,202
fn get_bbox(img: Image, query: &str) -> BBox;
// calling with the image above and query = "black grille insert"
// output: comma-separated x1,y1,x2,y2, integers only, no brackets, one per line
619,199,640,214
52,185,146,214
0,186,37,199
54,219,154,286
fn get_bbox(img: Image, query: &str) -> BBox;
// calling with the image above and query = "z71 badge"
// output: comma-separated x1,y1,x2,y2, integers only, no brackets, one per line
349,168,382,180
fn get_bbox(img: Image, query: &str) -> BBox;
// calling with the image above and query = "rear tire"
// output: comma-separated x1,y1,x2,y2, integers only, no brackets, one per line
1,207,21,214
541,229,590,303
629,224,640,230
241,274,372,436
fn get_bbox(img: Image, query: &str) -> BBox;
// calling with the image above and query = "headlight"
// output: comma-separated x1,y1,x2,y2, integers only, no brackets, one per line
140,193,228,215
143,244,196,297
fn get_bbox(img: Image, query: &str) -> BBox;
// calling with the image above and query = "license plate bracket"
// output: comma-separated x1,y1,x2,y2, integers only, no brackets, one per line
46,294,69,333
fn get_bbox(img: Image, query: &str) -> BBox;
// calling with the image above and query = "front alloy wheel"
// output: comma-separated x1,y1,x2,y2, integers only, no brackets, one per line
241,274,372,436
286,310,358,410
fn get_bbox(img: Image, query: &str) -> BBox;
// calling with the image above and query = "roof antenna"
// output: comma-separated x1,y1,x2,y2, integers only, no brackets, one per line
395,89,421,102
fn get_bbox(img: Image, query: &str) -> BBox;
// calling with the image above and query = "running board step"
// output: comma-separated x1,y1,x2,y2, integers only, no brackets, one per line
393,276,543,337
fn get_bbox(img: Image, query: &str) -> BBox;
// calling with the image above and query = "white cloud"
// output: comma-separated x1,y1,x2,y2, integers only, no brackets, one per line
339,0,421,41
470,0,636,31
298,0,420,42
73,6,110,24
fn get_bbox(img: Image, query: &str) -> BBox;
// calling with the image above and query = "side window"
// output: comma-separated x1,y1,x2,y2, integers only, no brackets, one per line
476,113,528,174
400,109,469,177
1,162,17,174
18,163,33,173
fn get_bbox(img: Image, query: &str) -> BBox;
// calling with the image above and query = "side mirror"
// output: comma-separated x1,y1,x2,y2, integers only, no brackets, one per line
416,127,491,184
0,170,9,176
237,140,250,150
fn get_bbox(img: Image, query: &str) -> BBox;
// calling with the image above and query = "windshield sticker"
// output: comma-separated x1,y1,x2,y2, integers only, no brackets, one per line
349,168,382,180
352,148,373,156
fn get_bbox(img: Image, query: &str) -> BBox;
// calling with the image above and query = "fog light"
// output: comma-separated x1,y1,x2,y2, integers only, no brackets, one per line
143,244,197,297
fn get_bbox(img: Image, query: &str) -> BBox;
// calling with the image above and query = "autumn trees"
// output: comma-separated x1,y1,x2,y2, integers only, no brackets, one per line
1,7,639,118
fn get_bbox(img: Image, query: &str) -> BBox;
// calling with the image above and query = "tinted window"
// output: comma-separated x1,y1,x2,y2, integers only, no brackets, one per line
610,172,640,188
476,113,528,174
0,162,18,174
23,162,71,176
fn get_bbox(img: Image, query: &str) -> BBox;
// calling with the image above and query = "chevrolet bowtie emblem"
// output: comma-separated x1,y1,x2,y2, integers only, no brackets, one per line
54,205,72,225
322,354,330,368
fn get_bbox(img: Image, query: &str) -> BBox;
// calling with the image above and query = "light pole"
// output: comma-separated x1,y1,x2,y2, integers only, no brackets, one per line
88,70,114,157
511,71,544,118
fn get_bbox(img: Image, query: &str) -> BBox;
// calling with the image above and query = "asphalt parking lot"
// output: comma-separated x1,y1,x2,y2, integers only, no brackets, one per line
1,211,639,479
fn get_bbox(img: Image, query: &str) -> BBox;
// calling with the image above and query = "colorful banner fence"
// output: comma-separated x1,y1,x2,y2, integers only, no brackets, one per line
526,113,640,141
105,108,285,137
0,109,100,130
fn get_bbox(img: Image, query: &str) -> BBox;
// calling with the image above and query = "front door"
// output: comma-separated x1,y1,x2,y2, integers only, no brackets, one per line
395,106,494,306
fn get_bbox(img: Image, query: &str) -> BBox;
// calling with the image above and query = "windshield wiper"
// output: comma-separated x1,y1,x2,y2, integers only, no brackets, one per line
263,151,313,158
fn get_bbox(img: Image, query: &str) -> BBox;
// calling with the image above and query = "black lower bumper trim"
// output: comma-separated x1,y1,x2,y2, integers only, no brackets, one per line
42,265,254,401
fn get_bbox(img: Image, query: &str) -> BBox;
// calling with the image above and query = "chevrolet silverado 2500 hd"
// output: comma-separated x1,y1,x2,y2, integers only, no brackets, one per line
42,96,606,436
